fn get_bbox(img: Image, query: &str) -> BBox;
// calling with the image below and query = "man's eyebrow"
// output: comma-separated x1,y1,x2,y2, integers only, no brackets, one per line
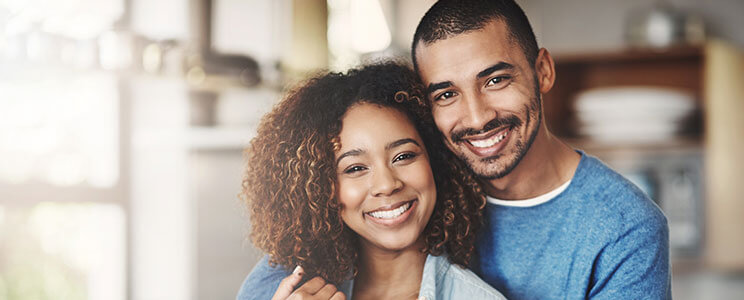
476,62,515,79
385,138,420,151
336,149,363,165
426,81,453,95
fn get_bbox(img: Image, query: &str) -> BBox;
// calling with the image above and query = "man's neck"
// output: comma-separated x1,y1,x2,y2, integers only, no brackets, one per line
352,240,426,300
482,124,580,200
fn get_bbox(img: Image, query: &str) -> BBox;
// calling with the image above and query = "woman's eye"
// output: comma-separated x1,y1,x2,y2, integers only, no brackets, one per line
344,165,367,174
393,152,417,163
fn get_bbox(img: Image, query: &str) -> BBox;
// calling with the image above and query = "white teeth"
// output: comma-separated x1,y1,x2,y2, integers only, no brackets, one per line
369,202,412,219
469,131,507,148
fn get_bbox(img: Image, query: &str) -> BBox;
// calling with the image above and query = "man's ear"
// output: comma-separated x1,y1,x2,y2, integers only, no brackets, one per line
534,48,555,94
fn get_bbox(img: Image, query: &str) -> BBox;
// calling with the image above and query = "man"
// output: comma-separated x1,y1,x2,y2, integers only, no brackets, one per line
410,1,669,299
238,0,670,299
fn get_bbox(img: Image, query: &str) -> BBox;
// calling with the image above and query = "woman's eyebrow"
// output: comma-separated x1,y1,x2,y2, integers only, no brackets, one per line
336,148,364,165
336,138,419,165
386,138,420,150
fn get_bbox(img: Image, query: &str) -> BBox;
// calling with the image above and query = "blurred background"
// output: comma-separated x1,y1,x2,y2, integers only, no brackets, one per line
0,0,742,299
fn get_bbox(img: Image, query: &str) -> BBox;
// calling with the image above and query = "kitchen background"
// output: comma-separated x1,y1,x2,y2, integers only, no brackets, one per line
0,0,743,299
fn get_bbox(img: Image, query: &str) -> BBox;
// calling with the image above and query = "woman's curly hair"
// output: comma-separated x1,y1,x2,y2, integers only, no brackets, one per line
242,61,486,285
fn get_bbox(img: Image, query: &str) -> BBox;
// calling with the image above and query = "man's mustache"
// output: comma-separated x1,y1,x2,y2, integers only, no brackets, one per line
451,115,522,143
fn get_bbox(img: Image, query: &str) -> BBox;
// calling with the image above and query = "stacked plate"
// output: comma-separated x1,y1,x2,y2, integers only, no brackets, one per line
573,87,696,143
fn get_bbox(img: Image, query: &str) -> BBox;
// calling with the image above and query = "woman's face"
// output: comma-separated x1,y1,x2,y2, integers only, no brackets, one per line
334,103,437,252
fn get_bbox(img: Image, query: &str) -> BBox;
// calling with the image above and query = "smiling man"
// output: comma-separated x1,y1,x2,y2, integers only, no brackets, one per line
411,0,670,299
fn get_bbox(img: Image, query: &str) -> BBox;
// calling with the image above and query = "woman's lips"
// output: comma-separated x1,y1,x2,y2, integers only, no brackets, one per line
365,199,417,227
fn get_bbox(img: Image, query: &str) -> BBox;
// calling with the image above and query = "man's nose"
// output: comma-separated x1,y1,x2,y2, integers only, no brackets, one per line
370,165,403,197
463,92,497,131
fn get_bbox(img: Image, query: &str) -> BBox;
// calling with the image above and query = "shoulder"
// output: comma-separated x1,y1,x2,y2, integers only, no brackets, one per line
428,255,506,299
237,255,290,300
569,153,668,235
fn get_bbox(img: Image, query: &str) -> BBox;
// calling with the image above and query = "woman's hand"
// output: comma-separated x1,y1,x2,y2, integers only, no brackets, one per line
271,266,346,300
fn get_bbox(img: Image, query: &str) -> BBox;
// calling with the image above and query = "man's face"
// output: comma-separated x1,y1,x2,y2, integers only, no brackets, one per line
415,20,542,180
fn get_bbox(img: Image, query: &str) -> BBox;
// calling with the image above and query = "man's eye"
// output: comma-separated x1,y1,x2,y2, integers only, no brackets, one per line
393,152,417,163
344,165,367,174
486,76,511,87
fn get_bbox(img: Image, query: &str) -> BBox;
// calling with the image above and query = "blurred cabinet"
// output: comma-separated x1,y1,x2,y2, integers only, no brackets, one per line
543,40,744,270
702,41,744,271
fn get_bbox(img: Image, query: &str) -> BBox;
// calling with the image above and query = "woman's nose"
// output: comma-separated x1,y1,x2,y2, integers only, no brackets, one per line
370,166,403,197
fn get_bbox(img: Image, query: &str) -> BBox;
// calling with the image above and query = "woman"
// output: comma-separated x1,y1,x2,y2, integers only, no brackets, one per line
243,62,505,299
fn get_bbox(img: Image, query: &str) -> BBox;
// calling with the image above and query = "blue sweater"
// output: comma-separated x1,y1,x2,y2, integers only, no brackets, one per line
237,152,670,299
475,152,670,299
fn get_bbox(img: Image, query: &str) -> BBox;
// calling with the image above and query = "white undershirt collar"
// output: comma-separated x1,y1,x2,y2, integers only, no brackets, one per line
486,179,572,207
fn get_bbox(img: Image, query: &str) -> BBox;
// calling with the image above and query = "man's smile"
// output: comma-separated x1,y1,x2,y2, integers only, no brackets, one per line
464,127,510,148
461,127,511,157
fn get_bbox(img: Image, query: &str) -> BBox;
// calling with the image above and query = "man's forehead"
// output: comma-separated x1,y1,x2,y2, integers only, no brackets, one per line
414,20,521,83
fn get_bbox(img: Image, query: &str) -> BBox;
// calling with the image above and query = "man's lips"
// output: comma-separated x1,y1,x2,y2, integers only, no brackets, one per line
450,115,521,143
462,127,510,146
460,127,511,157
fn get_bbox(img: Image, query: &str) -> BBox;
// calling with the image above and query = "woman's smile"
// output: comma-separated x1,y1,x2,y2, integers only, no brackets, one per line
365,199,417,226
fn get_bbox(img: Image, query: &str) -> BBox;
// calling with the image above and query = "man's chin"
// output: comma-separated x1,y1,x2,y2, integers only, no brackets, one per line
462,154,516,180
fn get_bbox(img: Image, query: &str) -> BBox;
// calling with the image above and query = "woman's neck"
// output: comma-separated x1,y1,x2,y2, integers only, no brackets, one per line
352,239,427,300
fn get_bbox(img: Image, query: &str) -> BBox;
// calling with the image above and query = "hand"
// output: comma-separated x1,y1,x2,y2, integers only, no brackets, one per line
271,266,346,300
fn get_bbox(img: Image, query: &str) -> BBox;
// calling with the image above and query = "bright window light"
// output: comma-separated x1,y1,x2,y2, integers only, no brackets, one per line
0,202,126,300
0,70,119,188
1,0,124,40
328,0,392,70
350,0,391,53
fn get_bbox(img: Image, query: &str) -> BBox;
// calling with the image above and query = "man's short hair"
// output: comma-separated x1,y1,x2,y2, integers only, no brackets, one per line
411,0,539,71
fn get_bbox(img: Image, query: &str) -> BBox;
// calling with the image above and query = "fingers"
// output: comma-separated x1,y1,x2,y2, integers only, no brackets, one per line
288,276,343,300
313,282,338,299
273,270,343,300
294,276,327,295
271,266,305,300
329,291,346,300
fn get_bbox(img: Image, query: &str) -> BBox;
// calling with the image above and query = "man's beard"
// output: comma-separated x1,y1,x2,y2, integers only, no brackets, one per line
452,85,542,180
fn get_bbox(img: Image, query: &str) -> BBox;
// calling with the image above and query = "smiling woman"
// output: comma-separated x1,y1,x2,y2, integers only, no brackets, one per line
241,62,505,299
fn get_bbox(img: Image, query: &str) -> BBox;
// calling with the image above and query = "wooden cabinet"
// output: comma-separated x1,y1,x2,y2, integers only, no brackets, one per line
543,40,744,270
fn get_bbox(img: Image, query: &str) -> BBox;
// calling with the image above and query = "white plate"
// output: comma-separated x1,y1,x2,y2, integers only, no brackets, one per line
574,86,696,113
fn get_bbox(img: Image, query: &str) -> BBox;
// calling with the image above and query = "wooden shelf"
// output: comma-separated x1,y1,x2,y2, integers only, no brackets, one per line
551,46,703,64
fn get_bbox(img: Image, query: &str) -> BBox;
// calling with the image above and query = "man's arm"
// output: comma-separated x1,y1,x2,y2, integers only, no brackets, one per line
588,215,671,299
237,255,291,300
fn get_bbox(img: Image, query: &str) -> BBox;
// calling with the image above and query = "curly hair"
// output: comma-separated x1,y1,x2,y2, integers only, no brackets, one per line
242,61,486,285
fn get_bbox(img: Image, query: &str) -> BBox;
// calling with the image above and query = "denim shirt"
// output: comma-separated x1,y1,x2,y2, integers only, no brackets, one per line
337,254,505,300
237,254,504,300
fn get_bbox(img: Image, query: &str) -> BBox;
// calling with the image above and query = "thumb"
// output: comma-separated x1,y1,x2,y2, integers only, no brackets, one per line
271,266,304,300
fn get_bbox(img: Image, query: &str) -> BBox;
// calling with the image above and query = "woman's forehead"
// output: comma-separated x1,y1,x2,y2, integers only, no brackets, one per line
335,104,422,152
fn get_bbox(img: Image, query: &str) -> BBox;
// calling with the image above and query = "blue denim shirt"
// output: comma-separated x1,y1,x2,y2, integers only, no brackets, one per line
239,254,505,300
340,254,506,300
